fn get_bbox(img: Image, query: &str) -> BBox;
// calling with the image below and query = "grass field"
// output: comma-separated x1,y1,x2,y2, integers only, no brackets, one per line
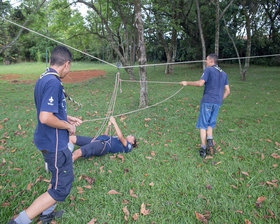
0,62,279,223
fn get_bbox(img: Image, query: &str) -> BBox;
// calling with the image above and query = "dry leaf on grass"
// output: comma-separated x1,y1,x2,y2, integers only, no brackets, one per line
130,189,138,198
140,203,150,216
87,218,97,224
122,206,129,221
195,211,207,224
132,213,139,221
107,190,122,195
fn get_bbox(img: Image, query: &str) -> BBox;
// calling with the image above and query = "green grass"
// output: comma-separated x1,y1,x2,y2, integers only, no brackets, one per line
0,62,279,223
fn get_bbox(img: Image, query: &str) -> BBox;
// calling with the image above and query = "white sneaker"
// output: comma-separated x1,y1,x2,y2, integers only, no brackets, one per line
44,162,49,173
68,143,74,153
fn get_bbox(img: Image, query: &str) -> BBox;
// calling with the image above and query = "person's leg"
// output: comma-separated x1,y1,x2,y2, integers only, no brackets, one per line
77,140,108,160
72,148,82,161
25,192,56,219
206,126,213,138
200,129,207,147
206,104,220,155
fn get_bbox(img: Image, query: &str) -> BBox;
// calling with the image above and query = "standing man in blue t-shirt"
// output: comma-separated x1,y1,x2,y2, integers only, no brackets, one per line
8,46,82,224
181,54,230,158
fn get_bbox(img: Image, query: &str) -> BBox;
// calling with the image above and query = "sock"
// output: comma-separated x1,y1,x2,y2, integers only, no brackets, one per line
15,210,32,224
207,136,213,140
42,204,56,215
201,145,206,149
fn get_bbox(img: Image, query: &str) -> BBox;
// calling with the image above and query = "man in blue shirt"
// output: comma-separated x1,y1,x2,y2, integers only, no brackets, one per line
181,54,230,158
8,46,82,224
70,116,137,161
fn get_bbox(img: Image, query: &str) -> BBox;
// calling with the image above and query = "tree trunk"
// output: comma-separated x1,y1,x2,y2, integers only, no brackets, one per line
195,0,206,70
214,0,220,56
165,28,177,74
135,0,148,107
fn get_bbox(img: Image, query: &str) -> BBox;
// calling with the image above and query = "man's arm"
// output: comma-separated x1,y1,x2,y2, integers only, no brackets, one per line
110,116,127,147
39,111,76,135
223,85,230,100
180,79,205,87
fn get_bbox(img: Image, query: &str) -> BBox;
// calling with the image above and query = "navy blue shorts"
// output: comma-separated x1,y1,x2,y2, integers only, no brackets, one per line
196,103,220,129
42,148,74,201
76,136,109,158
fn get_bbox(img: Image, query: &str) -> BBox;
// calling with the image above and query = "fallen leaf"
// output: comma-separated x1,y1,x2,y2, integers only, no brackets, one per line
245,218,252,224
123,199,129,205
14,168,22,171
140,203,150,216
149,182,154,187
132,213,139,221
235,210,243,214
84,185,92,189
272,164,278,168
265,139,272,143
271,153,280,159
118,154,125,163
18,124,22,130
77,186,83,191
130,189,138,198
275,142,280,146
150,151,156,156
256,196,266,203
266,181,277,187
206,185,212,190
87,218,97,224
195,211,207,223
83,175,96,185
261,153,265,160
231,185,238,189
146,156,152,160
107,190,122,195
27,183,32,191
122,206,129,221
241,171,249,176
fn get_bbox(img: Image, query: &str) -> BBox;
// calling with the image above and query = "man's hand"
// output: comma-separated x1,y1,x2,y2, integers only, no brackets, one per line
180,81,188,86
67,116,83,126
110,116,116,124
67,123,76,136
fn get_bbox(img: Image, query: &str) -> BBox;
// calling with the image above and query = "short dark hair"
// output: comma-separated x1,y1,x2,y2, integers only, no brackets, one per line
50,46,72,66
208,53,218,65
132,138,137,148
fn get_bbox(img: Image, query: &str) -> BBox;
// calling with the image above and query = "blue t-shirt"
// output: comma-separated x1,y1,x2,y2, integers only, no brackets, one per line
200,65,229,105
96,135,133,153
33,68,69,152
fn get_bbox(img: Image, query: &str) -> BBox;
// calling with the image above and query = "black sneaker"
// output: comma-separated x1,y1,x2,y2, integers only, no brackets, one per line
199,147,207,158
39,210,64,224
207,139,216,155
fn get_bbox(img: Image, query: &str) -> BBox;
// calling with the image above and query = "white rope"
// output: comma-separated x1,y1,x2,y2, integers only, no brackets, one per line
120,79,181,84
83,86,184,123
119,54,280,69
1,17,117,68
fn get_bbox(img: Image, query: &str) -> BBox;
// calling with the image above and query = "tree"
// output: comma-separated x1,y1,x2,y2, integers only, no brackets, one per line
195,0,206,69
76,0,137,79
135,0,148,107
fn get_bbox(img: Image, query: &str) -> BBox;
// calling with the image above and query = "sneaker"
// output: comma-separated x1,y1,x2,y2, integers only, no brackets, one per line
68,142,74,153
44,162,49,173
199,147,207,158
39,210,64,224
207,139,216,155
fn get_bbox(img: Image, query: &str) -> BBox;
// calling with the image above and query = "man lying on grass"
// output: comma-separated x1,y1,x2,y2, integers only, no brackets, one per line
69,116,137,161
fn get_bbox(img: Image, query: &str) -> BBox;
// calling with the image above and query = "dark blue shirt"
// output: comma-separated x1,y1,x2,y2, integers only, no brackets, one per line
200,65,229,105
34,68,69,152
96,135,133,153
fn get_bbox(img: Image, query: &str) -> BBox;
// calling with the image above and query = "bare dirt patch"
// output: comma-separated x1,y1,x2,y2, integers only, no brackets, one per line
0,70,106,84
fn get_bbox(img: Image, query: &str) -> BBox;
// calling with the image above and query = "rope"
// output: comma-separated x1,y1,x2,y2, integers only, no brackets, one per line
83,86,184,123
118,54,280,69
120,79,181,84
1,17,117,68
90,72,120,140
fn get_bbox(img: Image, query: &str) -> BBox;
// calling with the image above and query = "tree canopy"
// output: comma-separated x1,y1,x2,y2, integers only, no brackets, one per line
0,0,279,66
